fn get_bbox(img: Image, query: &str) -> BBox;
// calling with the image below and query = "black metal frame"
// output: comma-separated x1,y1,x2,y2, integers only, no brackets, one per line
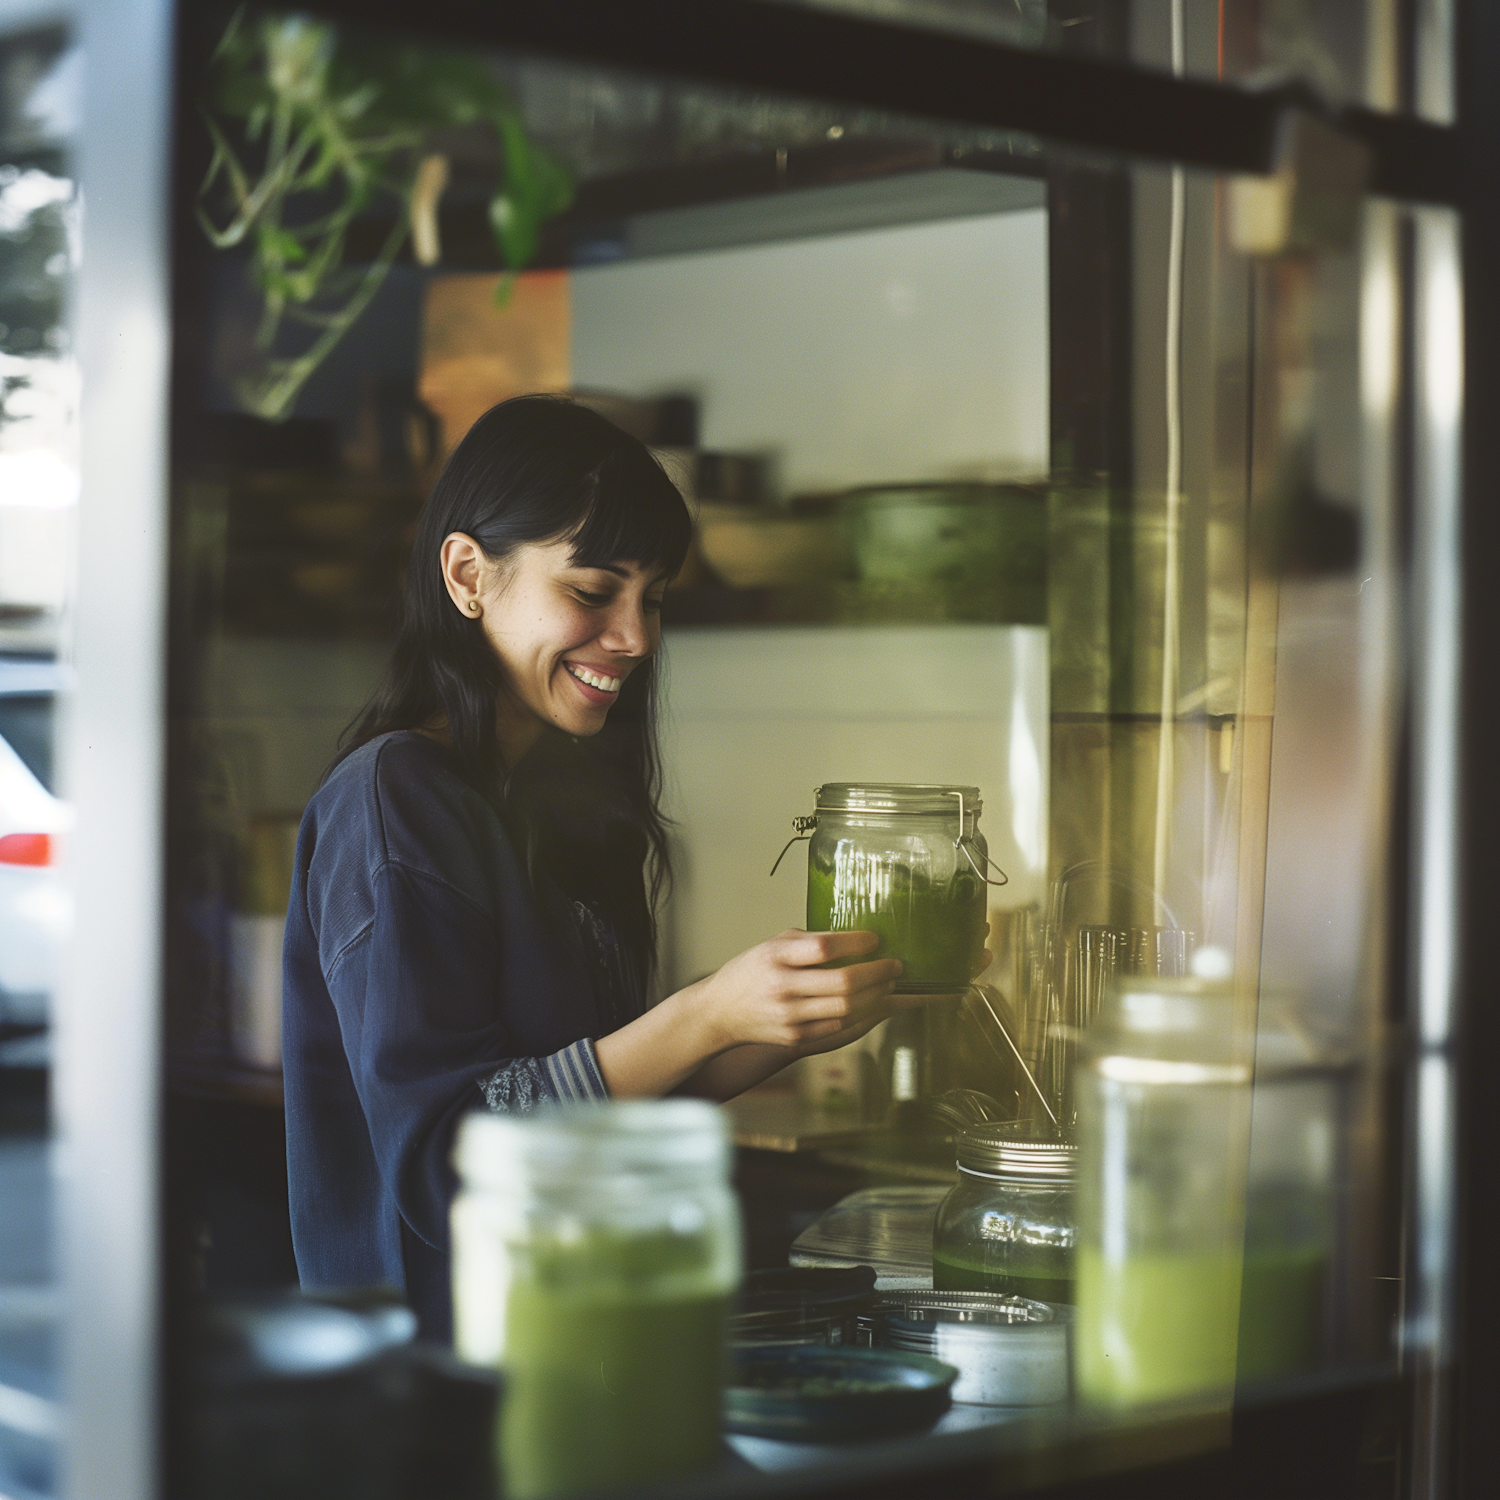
167,1,1498,1495
306,0,1460,200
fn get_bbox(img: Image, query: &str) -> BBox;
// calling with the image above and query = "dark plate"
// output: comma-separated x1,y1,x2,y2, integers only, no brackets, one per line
725,1345,956,1443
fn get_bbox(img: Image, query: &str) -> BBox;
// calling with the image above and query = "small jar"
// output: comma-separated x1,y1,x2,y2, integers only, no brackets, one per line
801,783,993,993
451,1100,741,1499
932,1123,1077,1302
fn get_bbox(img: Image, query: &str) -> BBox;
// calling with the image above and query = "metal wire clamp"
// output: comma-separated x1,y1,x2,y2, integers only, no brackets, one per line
950,790,1008,886
769,815,819,877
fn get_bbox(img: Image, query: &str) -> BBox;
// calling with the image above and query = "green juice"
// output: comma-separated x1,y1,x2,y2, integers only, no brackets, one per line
499,1229,730,1499
807,858,984,990
932,1248,1076,1305
1075,1246,1329,1407
1075,1248,1241,1407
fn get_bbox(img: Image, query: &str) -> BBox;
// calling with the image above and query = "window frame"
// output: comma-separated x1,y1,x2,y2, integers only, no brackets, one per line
136,2,1495,1497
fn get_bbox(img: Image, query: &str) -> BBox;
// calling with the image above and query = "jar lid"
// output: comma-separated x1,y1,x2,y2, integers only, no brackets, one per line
814,783,982,817
955,1123,1077,1182
453,1098,730,1192
880,1291,1070,1330
1086,976,1251,1077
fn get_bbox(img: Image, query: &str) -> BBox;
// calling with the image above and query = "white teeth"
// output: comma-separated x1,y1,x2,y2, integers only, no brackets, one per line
568,664,621,693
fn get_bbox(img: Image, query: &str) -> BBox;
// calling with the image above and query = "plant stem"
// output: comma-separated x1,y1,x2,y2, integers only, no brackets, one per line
236,213,409,421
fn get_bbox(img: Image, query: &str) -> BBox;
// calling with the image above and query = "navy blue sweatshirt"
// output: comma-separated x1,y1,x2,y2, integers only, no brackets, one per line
282,731,628,1342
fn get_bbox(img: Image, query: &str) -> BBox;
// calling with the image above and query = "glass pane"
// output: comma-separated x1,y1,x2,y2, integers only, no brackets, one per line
165,4,1409,1492
0,21,76,1500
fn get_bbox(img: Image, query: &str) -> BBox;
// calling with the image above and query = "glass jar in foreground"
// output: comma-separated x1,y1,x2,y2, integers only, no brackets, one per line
801,783,994,992
933,1123,1077,1302
451,1100,741,1500
1074,977,1253,1411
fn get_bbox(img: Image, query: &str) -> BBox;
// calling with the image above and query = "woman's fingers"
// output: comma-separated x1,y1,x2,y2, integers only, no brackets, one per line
784,954,901,995
794,1017,849,1043
786,973,903,1023
787,994,861,1024
772,928,883,968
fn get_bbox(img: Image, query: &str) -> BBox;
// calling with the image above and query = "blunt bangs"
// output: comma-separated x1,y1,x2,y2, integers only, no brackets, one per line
567,448,693,583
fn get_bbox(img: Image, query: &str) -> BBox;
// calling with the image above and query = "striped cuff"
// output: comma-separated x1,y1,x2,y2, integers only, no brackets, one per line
540,1037,609,1103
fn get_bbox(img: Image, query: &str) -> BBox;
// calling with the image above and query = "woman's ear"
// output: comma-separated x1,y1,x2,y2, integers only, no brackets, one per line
440,533,486,618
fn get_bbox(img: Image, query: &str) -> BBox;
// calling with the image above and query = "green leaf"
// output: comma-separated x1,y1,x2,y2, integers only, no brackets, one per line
201,11,575,417
256,224,308,265
487,111,574,269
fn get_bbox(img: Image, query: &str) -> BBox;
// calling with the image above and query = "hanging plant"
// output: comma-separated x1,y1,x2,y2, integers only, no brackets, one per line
198,8,574,422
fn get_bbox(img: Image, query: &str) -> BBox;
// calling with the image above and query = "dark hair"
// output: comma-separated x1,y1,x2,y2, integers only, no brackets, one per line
335,395,693,1004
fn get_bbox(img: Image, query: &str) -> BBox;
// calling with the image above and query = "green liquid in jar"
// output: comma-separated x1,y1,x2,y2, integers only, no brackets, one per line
1075,1248,1241,1407
1074,1245,1328,1406
932,1249,1076,1305
807,857,984,990
500,1228,730,1500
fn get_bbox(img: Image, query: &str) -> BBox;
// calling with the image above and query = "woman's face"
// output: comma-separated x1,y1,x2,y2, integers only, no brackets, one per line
441,532,667,753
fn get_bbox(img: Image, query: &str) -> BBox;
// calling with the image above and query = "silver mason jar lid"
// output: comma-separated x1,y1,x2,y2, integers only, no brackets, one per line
881,1291,1069,1331
881,1292,1072,1409
814,783,982,818
955,1123,1077,1182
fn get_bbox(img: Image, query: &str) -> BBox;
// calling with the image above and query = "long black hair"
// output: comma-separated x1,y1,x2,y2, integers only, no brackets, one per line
335,395,693,1001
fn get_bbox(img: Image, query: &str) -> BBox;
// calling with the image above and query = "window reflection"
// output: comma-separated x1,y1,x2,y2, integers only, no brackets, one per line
165,6,1406,1493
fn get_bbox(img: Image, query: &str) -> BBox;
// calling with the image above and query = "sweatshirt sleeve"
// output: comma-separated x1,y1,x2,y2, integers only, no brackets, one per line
324,859,609,1252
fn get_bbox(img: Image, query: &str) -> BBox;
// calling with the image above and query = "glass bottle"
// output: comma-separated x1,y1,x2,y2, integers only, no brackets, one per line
451,1100,741,1499
799,782,995,992
932,1123,1077,1302
1073,976,1253,1410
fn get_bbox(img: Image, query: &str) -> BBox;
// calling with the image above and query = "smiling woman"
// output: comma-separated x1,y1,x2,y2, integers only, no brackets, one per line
282,396,945,1340
436,535,666,758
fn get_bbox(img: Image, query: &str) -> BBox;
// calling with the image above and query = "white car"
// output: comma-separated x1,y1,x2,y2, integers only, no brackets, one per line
0,661,70,1030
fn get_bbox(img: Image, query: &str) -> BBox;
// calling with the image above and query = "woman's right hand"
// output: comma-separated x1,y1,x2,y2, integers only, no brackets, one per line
689,929,903,1053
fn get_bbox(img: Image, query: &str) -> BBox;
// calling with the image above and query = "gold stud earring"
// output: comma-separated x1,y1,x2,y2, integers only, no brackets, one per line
468,599,480,613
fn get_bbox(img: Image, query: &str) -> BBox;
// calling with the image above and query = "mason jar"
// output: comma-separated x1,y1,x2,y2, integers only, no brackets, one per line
932,1123,1077,1302
1073,976,1253,1410
800,783,994,993
451,1100,741,1499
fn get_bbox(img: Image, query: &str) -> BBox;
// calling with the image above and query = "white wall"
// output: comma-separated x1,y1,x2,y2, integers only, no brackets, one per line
658,625,1048,989
573,210,1053,988
571,209,1049,495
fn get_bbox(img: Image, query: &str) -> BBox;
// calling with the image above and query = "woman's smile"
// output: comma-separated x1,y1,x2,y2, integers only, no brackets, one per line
563,660,626,702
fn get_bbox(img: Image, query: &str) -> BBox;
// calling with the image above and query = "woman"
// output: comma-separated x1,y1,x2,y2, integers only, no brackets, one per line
283,396,938,1340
